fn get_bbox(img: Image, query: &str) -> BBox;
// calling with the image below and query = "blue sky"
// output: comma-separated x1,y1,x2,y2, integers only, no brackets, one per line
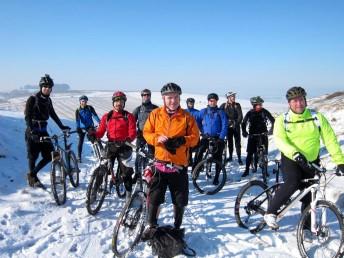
1,0,343,100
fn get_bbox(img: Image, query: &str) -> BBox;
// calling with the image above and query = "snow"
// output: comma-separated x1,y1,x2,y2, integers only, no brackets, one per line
0,91,343,258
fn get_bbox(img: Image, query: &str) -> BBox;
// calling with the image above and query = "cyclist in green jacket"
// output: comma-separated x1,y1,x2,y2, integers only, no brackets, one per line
264,86,344,229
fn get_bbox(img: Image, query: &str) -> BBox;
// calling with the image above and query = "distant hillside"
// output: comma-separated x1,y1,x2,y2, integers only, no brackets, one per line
308,91,344,136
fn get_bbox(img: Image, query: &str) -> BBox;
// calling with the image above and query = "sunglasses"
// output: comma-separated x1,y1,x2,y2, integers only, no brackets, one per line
113,97,125,102
42,85,52,89
141,94,151,97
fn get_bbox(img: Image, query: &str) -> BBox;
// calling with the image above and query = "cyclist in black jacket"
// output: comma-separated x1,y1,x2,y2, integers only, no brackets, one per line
132,89,158,159
220,91,243,164
24,74,70,187
241,96,275,177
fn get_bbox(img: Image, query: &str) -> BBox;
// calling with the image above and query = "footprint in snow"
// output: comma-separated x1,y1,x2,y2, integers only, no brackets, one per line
69,243,78,252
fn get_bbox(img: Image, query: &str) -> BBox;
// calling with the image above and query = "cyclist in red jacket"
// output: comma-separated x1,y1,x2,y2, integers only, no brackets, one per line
90,91,136,199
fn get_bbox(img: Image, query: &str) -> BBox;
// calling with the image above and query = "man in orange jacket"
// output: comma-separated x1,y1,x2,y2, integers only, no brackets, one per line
143,83,199,236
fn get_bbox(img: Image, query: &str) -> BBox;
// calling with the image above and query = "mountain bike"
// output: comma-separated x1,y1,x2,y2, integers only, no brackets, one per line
192,136,227,195
135,141,149,178
85,141,127,215
43,129,80,205
112,141,184,257
250,132,269,184
234,163,344,258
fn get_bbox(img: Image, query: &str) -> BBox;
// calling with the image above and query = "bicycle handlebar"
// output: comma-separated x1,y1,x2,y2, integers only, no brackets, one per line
125,141,184,170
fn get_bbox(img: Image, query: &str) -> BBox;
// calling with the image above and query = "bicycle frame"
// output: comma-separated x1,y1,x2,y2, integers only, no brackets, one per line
49,131,75,172
258,164,336,233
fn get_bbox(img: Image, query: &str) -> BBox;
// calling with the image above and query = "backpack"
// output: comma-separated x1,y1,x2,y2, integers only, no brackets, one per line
283,109,320,132
148,226,196,258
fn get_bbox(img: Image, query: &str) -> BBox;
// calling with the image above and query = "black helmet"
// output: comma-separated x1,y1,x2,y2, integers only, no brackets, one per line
161,83,182,95
79,95,88,101
286,86,307,101
141,89,151,96
225,91,236,98
207,93,219,101
250,96,264,105
39,74,54,88
186,98,195,103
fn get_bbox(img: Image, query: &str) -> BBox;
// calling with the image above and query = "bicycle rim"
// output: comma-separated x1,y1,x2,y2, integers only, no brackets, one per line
234,180,269,232
297,200,344,258
192,159,226,195
51,160,66,205
112,191,146,257
68,151,80,188
86,166,108,215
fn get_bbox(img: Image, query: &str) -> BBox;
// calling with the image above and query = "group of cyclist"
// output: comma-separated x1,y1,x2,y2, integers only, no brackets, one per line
24,74,344,243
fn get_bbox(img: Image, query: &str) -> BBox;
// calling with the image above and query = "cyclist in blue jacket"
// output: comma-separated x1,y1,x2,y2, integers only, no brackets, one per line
75,95,100,162
185,98,200,166
193,93,228,184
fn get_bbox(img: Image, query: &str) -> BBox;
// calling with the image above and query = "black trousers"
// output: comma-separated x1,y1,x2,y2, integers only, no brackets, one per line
25,129,54,176
245,134,268,173
227,126,241,158
193,138,225,172
267,154,318,215
77,131,86,159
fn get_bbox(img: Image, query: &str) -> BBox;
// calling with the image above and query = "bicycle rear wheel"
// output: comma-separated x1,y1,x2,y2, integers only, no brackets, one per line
234,180,270,233
68,151,80,188
192,158,227,195
51,160,66,205
112,191,146,257
297,200,344,258
86,165,108,215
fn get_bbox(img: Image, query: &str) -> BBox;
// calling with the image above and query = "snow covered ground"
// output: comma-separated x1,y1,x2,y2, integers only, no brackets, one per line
0,91,343,258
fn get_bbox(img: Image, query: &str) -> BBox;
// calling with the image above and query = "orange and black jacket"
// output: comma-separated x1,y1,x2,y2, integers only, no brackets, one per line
143,106,200,167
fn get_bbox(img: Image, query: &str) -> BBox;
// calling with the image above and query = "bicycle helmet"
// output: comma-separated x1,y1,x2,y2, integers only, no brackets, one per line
112,91,127,102
160,83,182,95
286,86,307,101
39,74,54,88
225,91,236,98
79,95,88,101
141,88,151,96
250,96,264,105
207,93,219,101
186,97,195,103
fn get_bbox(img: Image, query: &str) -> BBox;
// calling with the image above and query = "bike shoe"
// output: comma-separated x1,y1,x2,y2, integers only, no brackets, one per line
264,214,279,230
141,225,158,241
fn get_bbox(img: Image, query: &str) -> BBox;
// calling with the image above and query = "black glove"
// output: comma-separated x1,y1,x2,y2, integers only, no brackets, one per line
242,130,248,138
336,164,344,176
77,128,83,134
61,125,71,131
87,130,97,143
293,152,310,171
164,138,177,155
171,136,186,148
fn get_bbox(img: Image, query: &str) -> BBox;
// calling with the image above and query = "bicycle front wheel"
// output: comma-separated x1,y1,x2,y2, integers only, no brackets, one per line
51,160,67,205
86,166,108,215
112,191,146,257
115,166,126,199
297,200,344,258
68,151,80,188
234,180,270,233
192,158,227,195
